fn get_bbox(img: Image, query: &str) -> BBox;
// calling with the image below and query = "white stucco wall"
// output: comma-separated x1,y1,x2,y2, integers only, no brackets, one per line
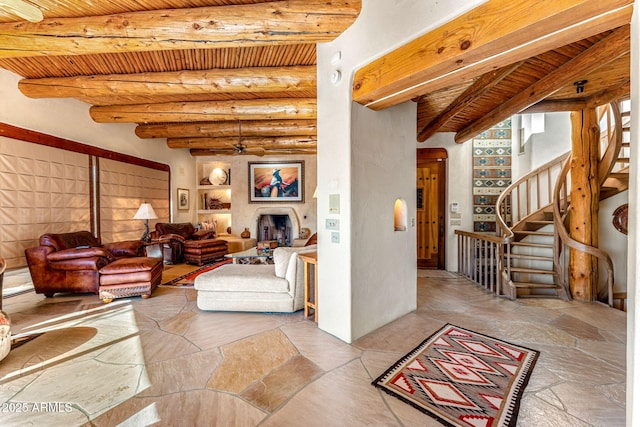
317,0,484,342
0,69,195,222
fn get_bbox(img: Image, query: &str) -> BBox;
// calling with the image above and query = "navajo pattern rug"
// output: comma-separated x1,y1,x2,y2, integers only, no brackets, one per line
373,324,539,427
160,258,231,287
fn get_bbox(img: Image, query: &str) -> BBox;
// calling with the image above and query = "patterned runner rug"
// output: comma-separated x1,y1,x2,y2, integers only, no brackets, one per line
373,324,539,427
160,259,232,287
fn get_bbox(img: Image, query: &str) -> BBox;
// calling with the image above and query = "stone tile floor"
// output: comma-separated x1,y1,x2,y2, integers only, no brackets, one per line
0,268,626,426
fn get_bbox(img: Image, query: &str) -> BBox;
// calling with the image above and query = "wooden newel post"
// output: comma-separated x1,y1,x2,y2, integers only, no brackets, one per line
569,108,600,301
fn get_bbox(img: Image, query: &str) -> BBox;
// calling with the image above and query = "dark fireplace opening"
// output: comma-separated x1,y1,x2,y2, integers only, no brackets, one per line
257,214,293,246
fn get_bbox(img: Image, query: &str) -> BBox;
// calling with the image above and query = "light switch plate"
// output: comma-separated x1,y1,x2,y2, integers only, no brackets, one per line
331,232,340,243
326,218,340,230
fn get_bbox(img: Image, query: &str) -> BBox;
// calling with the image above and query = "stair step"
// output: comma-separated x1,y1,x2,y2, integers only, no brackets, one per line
514,230,554,237
622,142,630,147
512,281,559,289
616,157,630,163
511,267,555,275
622,111,631,117
510,253,554,261
511,241,553,249
527,220,554,225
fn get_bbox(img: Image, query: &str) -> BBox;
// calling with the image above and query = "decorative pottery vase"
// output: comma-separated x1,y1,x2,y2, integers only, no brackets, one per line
226,226,232,234
0,310,11,361
241,228,250,239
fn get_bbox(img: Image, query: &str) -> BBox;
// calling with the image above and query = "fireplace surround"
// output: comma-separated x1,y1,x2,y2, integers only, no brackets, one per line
250,207,301,245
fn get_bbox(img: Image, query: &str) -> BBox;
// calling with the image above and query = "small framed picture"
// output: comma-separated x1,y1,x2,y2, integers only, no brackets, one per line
177,188,189,210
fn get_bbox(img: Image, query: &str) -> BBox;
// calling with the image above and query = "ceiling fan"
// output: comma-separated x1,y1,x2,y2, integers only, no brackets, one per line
0,0,43,22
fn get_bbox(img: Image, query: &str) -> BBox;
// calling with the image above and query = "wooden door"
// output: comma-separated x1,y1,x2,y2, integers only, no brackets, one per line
417,148,447,269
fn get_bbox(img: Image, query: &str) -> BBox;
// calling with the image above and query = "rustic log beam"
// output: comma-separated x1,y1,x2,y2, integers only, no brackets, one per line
0,0,361,58
522,81,630,113
568,108,600,301
455,26,630,143
417,62,523,142
18,66,316,99
90,98,317,123
136,119,317,139
190,148,317,156
353,0,632,110
167,136,317,149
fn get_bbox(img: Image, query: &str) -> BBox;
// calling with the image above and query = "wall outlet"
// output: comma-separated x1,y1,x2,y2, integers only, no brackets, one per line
331,232,340,243
326,218,340,230
411,217,416,227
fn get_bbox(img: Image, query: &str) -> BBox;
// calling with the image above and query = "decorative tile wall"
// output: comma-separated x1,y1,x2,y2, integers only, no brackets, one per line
472,120,512,232
0,136,90,268
99,159,170,243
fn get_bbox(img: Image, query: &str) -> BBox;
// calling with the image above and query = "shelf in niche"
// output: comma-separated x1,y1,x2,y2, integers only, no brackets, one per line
198,209,231,215
198,184,231,190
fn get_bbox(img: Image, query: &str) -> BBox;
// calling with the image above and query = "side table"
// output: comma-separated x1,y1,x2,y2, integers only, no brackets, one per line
298,251,318,322
142,239,169,262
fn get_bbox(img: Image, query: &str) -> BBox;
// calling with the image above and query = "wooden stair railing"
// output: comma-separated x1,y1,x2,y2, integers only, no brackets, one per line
494,152,569,299
458,100,628,304
552,100,626,307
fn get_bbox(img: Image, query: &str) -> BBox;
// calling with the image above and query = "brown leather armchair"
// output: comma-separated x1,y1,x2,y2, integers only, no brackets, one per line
25,231,146,297
154,223,228,265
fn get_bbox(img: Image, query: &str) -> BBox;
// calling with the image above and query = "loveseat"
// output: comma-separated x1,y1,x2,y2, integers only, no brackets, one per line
154,223,228,265
25,231,150,297
194,244,317,312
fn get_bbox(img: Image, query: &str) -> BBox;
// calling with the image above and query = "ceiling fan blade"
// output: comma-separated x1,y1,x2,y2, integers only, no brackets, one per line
0,0,43,22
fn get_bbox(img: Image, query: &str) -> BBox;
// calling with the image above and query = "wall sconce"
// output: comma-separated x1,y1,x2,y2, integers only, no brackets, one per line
133,202,158,242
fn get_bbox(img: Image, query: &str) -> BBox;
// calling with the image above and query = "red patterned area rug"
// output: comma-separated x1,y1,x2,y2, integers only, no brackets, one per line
160,259,232,287
373,324,539,427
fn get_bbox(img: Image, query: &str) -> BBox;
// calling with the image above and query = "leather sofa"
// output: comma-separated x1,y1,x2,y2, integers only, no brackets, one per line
25,231,149,297
194,244,317,312
154,223,228,265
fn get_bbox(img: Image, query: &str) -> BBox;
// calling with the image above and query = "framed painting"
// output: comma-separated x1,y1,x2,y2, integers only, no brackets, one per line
249,161,304,203
177,188,189,210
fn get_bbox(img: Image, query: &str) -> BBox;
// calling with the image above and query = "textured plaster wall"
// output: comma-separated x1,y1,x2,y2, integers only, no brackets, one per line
317,0,484,342
0,69,195,222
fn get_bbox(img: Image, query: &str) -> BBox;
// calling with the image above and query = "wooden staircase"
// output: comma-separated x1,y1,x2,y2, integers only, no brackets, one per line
496,99,630,302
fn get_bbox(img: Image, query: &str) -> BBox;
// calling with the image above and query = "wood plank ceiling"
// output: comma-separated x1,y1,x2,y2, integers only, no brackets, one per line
0,0,633,156
0,0,362,156
353,0,633,143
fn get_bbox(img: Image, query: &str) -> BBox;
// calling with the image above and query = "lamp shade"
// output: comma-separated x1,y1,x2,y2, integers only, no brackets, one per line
133,203,158,220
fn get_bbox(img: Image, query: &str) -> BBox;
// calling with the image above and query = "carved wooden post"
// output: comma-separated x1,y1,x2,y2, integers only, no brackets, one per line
569,108,600,300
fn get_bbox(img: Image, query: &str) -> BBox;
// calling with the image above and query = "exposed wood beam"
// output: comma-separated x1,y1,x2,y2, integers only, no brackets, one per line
167,136,317,149
18,66,316,99
353,0,633,110
522,81,630,113
90,98,317,124
136,119,317,139
417,62,523,142
585,81,631,108
455,26,630,143
189,148,317,156
0,0,361,58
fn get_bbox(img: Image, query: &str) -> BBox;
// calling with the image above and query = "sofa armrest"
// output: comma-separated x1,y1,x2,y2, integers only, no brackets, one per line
105,240,145,258
191,229,216,240
47,247,112,262
159,233,186,243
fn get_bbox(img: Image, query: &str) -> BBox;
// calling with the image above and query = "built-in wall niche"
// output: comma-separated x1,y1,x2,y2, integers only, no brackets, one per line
394,198,407,231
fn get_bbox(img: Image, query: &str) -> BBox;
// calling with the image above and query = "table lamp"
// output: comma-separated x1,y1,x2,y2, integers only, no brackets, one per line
133,202,158,242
